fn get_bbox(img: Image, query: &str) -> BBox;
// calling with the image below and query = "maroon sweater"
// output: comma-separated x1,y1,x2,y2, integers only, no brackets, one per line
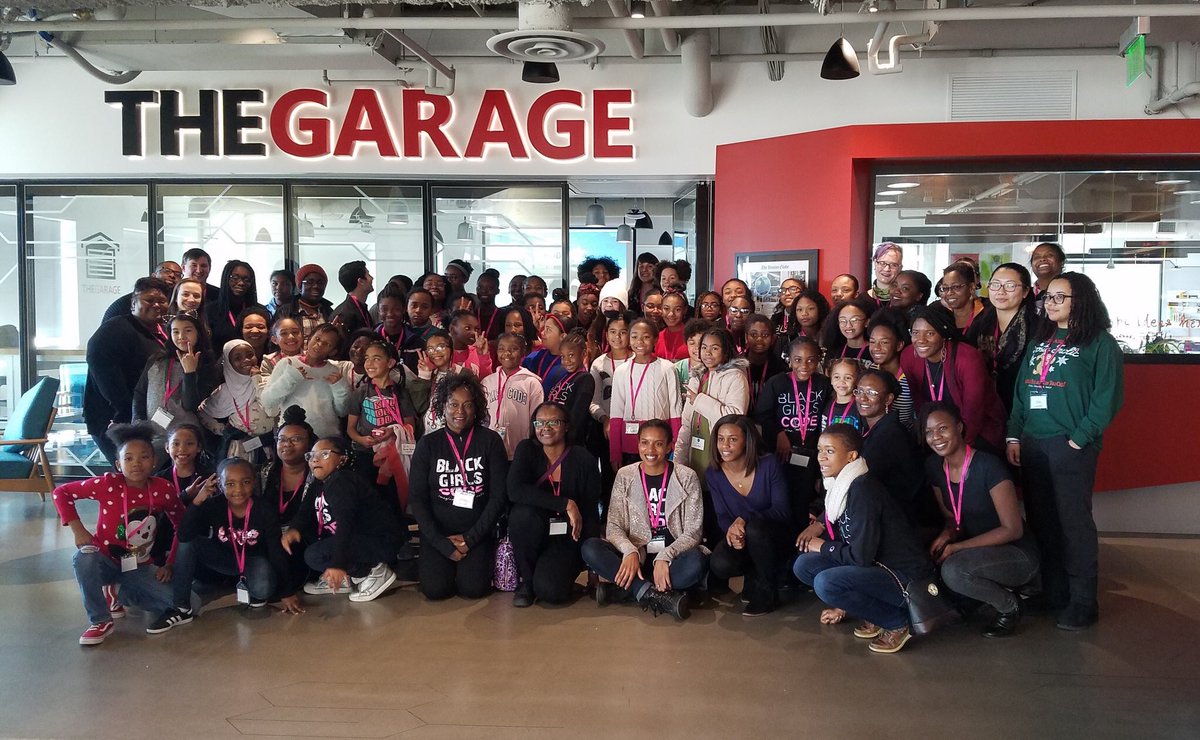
899,341,1006,450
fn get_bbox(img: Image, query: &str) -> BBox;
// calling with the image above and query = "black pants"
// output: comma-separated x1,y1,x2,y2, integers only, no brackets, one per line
418,535,494,600
508,504,584,604
304,532,399,578
1020,435,1099,611
709,517,796,600
88,421,118,466
782,459,819,529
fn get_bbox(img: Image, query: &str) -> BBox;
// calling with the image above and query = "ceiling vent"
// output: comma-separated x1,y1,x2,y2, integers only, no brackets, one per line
949,71,1077,121
487,1,605,63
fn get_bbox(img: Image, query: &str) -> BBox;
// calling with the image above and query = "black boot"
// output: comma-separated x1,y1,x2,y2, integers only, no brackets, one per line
512,581,535,608
982,602,1021,638
639,589,690,621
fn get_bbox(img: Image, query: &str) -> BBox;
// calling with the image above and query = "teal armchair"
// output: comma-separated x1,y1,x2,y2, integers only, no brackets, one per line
0,377,60,499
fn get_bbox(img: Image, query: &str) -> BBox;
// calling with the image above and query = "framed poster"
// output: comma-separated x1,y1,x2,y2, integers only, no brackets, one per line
734,250,820,317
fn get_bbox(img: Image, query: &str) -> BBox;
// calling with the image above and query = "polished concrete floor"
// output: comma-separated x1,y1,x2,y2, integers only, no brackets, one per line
1,494,1198,740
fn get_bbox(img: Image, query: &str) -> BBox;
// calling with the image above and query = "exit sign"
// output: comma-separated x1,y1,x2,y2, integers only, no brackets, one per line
1125,34,1147,88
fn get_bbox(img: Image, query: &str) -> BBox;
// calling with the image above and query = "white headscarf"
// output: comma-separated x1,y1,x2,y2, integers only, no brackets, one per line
823,456,869,526
202,339,258,419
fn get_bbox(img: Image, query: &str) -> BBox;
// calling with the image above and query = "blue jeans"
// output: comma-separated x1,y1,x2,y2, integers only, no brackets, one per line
172,538,276,607
73,549,174,625
793,552,910,630
581,538,708,598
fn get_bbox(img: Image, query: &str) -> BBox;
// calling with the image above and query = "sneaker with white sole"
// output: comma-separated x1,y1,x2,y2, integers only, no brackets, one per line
348,563,397,603
146,608,194,634
303,577,354,595
103,584,125,619
79,621,115,646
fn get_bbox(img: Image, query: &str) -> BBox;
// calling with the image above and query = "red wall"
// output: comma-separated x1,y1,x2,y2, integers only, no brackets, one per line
713,120,1200,492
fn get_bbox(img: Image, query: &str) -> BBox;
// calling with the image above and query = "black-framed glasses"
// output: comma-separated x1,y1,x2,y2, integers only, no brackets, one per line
727,306,751,316
1045,293,1073,305
874,259,902,271
938,283,968,294
229,274,253,285
532,419,563,429
780,286,802,295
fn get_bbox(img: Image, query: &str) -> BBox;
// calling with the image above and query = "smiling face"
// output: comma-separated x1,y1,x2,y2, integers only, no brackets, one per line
829,361,859,399
171,318,199,352
445,386,476,433
577,293,598,324
721,280,746,306
661,294,686,329
873,248,902,287
779,279,802,309
229,344,258,376
273,318,304,355
816,432,857,478
629,322,655,357
1044,277,1073,327
714,423,746,467
504,310,526,338
116,439,155,486
790,343,820,381
306,439,343,481
939,269,974,310
854,374,891,420
830,276,858,303
348,336,373,370
183,256,211,283
700,334,726,370
909,318,945,362
891,273,921,310
221,462,257,507
686,332,703,364
508,275,526,300
560,342,583,372
476,276,499,305
591,264,611,286
242,314,269,349
837,306,868,342
423,275,446,302
643,294,664,327
533,405,568,446
156,262,183,287
496,336,524,372
637,260,657,282
425,335,452,369
659,267,680,292
276,424,312,465
726,297,752,331
379,296,405,333
868,324,900,366
924,409,964,459
363,344,396,382
606,319,629,352
300,273,327,301
523,276,547,298
524,297,546,330
1030,244,1064,283
133,289,169,325
177,281,204,313
167,428,200,468
600,296,624,314
637,425,671,468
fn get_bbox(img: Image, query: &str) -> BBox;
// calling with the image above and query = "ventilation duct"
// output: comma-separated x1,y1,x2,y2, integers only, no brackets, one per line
487,1,604,63
681,30,713,118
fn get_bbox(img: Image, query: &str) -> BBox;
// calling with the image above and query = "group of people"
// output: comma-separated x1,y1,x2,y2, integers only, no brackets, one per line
59,241,1124,654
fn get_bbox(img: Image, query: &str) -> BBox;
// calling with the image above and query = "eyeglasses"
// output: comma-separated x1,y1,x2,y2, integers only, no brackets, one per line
700,301,721,309
426,343,451,352
727,307,751,316
278,435,309,445
987,280,1022,293
875,260,902,271
229,274,253,285
780,286,802,295
838,316,865,326
852,387,882,399
938,283,968,294
532,419,563,429
158,268,183,279
1045,293,1073,305
304,450,337,462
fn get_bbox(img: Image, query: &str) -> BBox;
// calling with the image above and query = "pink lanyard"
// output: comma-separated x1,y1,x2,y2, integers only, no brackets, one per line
749,360,769,407
1038,341,1064,384
827,401,853,427
228,311,237,328
279,473,303,516
377,323,405,354
171,467,185,498
824,514,835,540
925,359,945,401
640,463,671,530
549,370,582,403
841,343,866,360
791,374,814,444
372,382,400,425
349,296,371,325
155,325,168,347
629,361,653,415
233,400,254,431
537,351,559,378
537,448,570,497
163,357,181,405
226,499,253,576
447,429,476,488
943,447,974,531
481,308,499,339
494,369,514,419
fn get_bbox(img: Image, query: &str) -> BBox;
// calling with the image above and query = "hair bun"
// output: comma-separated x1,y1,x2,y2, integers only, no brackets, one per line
282,405,308,425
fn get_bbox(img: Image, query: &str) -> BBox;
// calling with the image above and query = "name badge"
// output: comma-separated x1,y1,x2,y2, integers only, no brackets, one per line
235,578,250,605
151,407,174,430
1030,392,1048,410
495,426,508,440
120,553,138,573
624,421,641,436
691,436,705,451
242,436,263,452
790,452,811,467
549,518,569,536
452,488,474,509
647,536,666,554
400,443,416,456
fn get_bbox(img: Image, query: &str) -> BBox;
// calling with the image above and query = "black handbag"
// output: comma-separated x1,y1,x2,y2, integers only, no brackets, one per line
878,562,960,636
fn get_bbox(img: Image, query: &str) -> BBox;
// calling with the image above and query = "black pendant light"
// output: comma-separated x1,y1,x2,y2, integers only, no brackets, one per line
0,50,14,86
522,61,559,84
820,36,860,80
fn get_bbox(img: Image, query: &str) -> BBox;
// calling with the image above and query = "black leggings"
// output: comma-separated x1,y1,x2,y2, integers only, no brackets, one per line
507,504,584,604
418,536,494,600
709,517,796,598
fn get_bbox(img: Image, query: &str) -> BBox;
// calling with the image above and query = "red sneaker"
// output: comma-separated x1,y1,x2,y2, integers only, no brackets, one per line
103,584,125,619
79,621,115,646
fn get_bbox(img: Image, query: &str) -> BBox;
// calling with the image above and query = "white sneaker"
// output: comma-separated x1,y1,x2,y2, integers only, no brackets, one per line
302,576,354,595
348,563,397,603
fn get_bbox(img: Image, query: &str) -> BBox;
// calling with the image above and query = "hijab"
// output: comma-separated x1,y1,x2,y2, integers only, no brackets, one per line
203,339,259,419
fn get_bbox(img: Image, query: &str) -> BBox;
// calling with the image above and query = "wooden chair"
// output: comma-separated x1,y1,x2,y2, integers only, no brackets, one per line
0,377,61,500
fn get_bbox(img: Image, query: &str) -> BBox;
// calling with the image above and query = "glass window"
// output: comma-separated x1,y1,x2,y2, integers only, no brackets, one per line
293,184,425,307
434,185,564,307
0,186,18,424
26,184,151,473
872,169,1200,355
157,184,285,306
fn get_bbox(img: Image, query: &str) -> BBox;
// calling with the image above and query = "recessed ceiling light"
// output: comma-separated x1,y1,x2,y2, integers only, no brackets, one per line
874,200,897,206
1156,178,1190,185
889,182,920,189
1175,189,1200,195
877,190,904,196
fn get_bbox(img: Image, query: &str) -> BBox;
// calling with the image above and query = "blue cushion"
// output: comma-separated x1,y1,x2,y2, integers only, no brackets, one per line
0,449,34,478
2,377,60,454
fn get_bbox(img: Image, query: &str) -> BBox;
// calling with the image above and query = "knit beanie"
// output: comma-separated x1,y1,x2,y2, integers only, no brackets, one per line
295,264,327,286
598,278,628,308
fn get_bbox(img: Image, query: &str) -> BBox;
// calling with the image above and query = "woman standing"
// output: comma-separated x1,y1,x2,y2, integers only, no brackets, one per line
924,402,1039,638
627,252,660,314
1029,242,1066,315
938,262,987,348
724,295,754,354
705,415,794,616
1006,272,1123,631
975,263,1038,413
507,403,602,607
868,243,904,305
206,260,263,350
409,372,509,600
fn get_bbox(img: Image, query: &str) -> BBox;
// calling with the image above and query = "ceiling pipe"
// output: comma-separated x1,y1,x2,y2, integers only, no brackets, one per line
868,0,938,75
649,0,679,53
39,33,141,83
680,30,713,118
11,5,1200,34
606,0,644,60
1146,82,1200,114
383,30,456,95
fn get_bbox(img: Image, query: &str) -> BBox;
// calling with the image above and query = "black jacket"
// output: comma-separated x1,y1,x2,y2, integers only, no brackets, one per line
819,474,934,582
545,371,595,447
83,314,165,431
860,413,929,522
205,299,265,351
507,440,602,540
179,495,296,598
409,425,509,558
291,468,400,570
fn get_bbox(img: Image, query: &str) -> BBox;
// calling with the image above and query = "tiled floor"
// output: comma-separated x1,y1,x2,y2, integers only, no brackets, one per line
1,495,1198,739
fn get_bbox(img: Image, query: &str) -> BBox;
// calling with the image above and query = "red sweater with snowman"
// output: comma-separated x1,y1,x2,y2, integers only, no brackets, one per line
53,472,185,565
